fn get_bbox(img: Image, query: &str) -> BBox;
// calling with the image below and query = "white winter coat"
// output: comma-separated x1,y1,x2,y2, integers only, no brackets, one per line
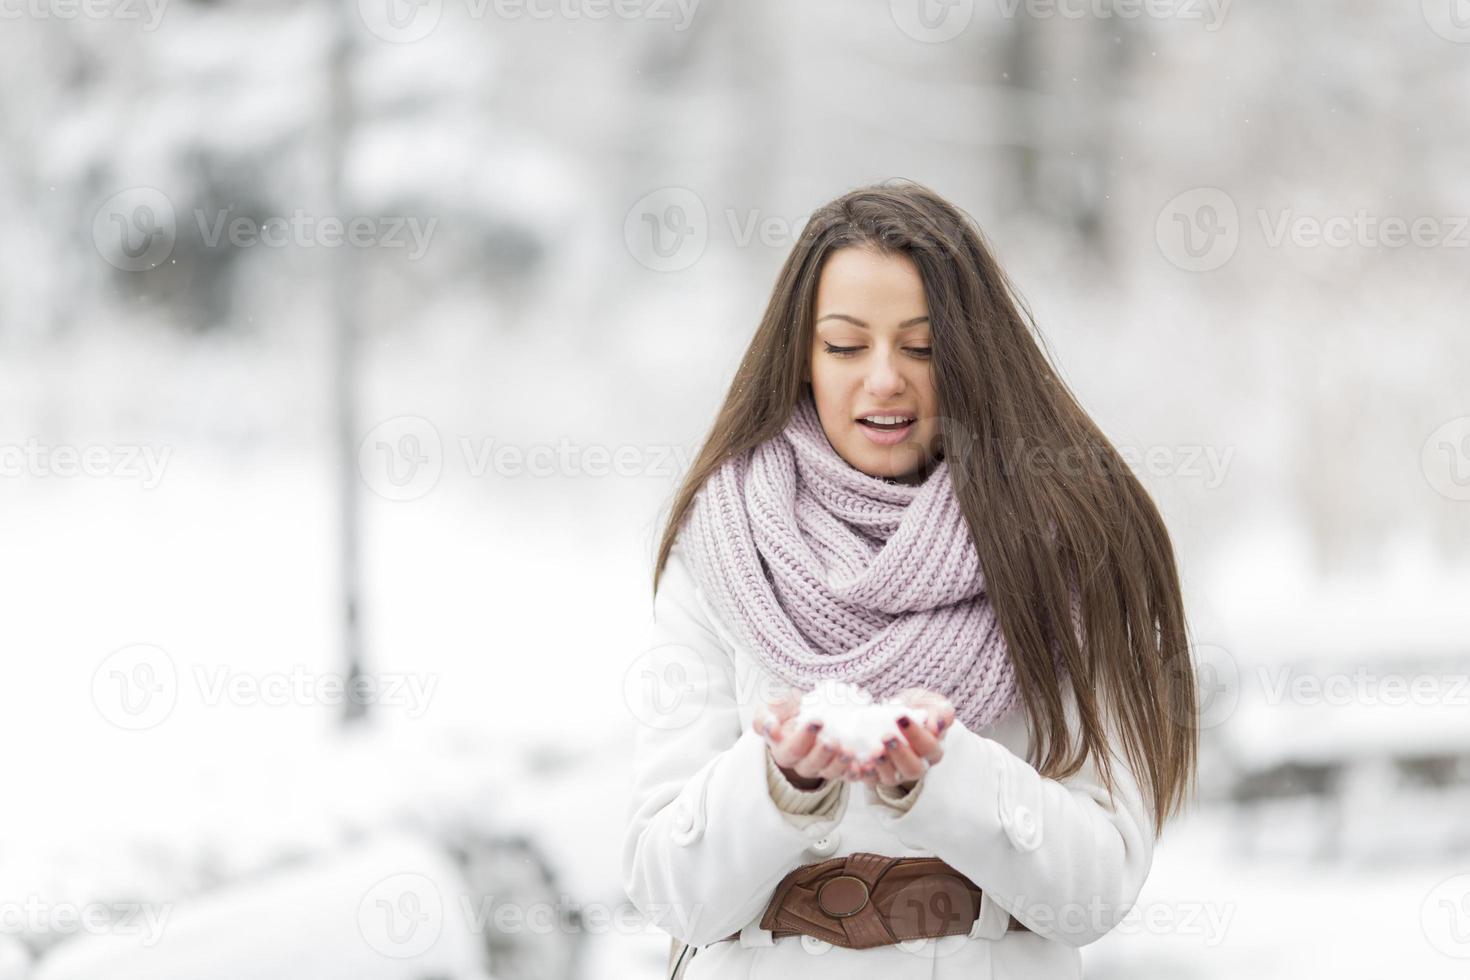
621,539,1157,980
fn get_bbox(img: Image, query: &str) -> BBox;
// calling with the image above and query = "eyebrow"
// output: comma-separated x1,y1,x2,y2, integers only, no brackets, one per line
815,313,930,330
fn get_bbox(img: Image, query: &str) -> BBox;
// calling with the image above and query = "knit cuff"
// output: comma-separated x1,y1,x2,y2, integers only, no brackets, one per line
873,776,923,812
765,747,843,817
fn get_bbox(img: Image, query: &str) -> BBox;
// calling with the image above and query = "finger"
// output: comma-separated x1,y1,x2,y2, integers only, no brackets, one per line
901,691,955,738
896,714,942,763
897,690,939,731
933,703,956,738
771,719,822,768
817,747,853,782
761,695,800,732
794,737,839,780
872,751,900,786
882,733,928,782
769,690,803,723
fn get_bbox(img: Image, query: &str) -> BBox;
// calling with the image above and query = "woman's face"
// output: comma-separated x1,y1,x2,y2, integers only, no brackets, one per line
804,245,941,484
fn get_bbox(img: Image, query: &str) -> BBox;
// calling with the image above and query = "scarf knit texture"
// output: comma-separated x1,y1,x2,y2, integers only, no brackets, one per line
680,390,1024,732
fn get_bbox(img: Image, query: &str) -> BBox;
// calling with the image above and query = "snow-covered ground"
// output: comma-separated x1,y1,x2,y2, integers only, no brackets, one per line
3,424,1466,978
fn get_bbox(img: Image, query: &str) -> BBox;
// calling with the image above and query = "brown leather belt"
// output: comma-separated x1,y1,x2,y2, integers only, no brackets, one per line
716,852,1030,949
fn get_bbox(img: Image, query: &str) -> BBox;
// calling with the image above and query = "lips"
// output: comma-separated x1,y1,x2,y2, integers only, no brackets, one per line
855,415,916,446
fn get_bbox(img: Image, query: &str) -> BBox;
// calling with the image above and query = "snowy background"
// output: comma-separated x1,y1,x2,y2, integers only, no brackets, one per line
2,1,1468,977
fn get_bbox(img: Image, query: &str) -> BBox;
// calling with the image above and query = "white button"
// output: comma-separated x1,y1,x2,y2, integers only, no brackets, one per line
800,935,832,954
670,798,703,846
807,833,840,857
1005,804,1042,851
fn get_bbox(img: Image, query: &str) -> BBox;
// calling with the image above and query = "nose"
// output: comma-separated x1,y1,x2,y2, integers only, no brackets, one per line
863,346,904,397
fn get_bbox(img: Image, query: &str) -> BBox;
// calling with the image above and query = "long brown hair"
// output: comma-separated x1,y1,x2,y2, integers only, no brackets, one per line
652,180,1197,835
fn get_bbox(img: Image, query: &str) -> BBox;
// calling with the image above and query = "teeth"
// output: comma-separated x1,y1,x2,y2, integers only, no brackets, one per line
861,415,913,425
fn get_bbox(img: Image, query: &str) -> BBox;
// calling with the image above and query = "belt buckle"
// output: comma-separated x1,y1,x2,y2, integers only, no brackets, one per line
760,852,983,951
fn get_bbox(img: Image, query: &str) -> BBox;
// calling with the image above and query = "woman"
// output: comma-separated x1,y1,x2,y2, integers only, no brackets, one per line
621,181,1198,979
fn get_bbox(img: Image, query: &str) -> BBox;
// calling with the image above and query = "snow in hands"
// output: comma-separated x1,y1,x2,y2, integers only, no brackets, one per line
792,680,928,758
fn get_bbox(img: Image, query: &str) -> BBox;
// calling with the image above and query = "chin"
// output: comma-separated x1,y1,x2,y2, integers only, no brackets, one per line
845,441,931,482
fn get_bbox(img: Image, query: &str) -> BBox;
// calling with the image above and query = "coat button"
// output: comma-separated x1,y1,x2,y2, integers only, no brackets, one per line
800,935,832,954
1007,804,1041,851
807,832,840,857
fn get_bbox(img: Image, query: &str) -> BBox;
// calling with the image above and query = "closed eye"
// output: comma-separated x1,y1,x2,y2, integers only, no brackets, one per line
823,343,932,358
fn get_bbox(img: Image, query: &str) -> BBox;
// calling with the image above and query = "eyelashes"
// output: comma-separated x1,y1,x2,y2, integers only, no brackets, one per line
823,342,932,358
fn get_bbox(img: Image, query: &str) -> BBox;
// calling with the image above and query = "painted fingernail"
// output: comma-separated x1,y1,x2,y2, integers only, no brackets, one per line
897,716,911,729
877,754,888,763
884,737,899,750
807,722,823,732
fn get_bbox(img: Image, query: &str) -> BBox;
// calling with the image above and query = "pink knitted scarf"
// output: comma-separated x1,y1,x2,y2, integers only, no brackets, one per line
680,390,1023,731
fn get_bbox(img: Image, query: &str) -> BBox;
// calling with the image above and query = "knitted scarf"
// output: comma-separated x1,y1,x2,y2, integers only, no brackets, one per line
680,390,1023,731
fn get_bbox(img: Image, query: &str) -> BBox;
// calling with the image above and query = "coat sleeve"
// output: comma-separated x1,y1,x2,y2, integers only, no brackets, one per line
862,674,1157,947
620,543,850,947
